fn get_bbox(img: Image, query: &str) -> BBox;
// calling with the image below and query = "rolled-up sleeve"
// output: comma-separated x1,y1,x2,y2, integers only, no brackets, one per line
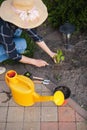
26,28,43,42
0,25,22,61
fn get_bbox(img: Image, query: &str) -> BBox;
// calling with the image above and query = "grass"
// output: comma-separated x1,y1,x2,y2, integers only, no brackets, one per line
21,31,36,58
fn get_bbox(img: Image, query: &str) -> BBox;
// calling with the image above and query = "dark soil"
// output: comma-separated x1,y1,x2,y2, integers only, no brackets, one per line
28,22,87,110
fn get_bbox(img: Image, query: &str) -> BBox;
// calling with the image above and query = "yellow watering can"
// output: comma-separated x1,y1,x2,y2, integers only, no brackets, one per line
5,70,65,106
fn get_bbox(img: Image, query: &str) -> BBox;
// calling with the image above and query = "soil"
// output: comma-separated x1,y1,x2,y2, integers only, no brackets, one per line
28,22,87,110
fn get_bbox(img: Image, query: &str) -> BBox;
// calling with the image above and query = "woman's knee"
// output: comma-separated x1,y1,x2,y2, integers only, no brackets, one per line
0,45,6,55
13,38,27,53
0,45,9,62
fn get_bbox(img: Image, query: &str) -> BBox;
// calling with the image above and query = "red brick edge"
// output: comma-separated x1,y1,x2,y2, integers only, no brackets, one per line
68,98,87,120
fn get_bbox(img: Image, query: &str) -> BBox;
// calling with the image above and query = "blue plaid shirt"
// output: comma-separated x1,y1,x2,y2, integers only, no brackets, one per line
0,18,43,61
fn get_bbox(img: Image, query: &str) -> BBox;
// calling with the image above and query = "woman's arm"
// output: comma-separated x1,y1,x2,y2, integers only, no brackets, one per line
36,41,56,58
19,55,49,67
26,29,56,58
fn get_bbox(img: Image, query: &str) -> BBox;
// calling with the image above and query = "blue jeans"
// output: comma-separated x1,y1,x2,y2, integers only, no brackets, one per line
0,29,27,62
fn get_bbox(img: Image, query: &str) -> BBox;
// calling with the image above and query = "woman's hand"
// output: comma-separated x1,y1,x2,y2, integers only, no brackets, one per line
32,59,49,67
20,55,49,67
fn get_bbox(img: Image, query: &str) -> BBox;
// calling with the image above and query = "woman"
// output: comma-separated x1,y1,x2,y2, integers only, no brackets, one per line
0,0,56,72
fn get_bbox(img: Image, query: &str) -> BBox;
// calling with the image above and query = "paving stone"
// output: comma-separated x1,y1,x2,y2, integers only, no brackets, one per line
0,93,9,106
0,72,5,80
6,123,23,130
41,107,58,121
41,122,58,130
23,122,40,130
7,107,24,122
8,98,20,107
76,112,86,121
58,106,75,121
31,102,41,107
68,98,87,120
35,83,43,92
77,122,87,130
41,101,56,107
41,85,51,92
24,107,40,122
0,107,8,122
59,122,76,130
0,123,6,130
0,81,10,92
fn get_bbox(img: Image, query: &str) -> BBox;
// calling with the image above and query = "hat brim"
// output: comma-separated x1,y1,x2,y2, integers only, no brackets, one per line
0,0,48,29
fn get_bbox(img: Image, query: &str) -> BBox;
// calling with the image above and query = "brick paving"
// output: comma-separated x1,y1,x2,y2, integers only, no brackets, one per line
0,64,87,130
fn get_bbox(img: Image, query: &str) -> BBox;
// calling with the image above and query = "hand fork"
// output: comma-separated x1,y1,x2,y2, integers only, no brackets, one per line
24,71,50,85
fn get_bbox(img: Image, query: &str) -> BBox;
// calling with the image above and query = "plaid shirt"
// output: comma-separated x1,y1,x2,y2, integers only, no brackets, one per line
0,18,43,61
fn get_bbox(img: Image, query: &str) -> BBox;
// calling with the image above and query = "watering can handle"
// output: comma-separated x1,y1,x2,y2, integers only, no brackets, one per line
17,75,35,90
33,80,42,84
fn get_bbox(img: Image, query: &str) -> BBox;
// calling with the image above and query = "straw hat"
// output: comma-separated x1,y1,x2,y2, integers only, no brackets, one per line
0,0,48,29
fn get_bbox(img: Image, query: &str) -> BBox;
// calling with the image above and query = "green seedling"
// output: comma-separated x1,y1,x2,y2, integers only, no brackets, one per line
53,49,65,63
24,72,31,78
56,74,62,81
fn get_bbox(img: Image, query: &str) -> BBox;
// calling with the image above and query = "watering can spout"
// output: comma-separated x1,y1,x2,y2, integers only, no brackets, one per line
33,92,64,106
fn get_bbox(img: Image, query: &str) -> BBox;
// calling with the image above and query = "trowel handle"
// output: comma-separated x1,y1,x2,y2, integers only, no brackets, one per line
33,76,44,80
24,72,44,80
33,80,42,84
